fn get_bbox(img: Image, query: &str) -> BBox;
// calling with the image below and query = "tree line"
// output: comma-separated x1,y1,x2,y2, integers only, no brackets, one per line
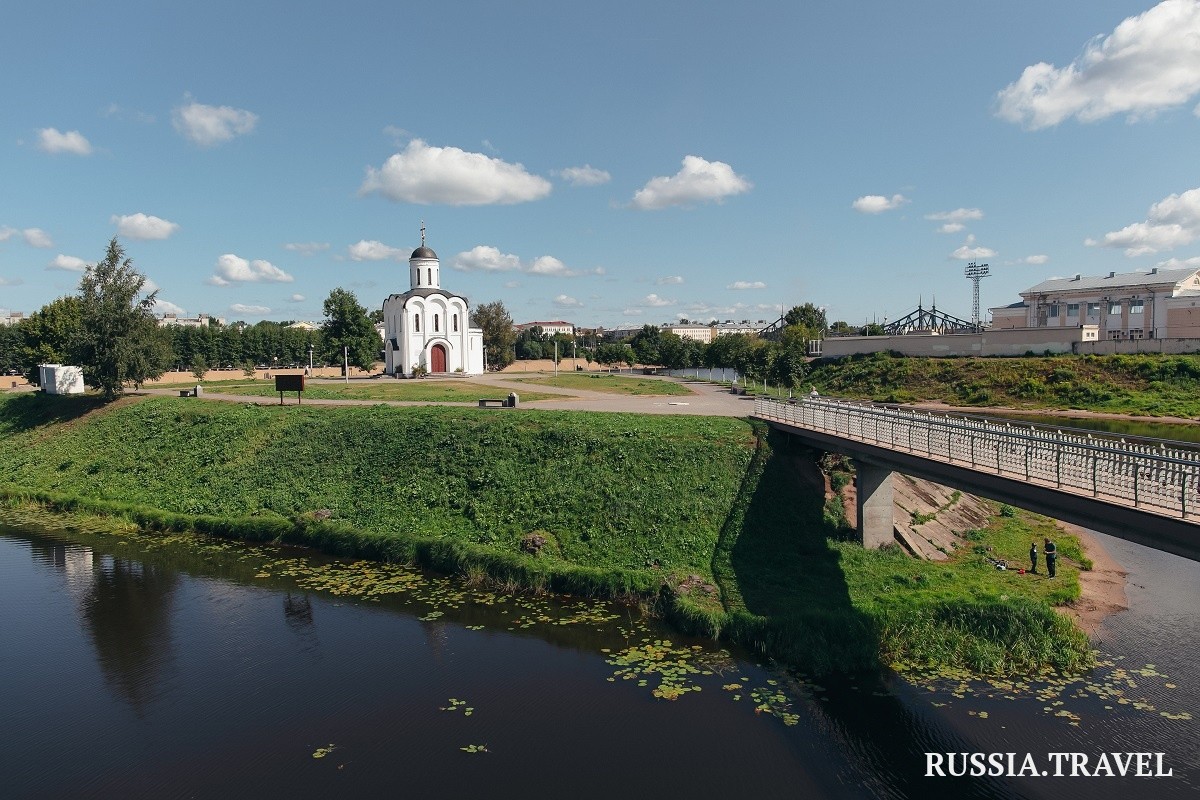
1,239,382,397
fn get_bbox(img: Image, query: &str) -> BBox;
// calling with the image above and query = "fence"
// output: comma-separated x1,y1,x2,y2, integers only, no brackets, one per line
754,396,1200,521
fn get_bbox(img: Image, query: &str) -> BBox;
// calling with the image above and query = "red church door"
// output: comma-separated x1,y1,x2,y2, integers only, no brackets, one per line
430,344,447,373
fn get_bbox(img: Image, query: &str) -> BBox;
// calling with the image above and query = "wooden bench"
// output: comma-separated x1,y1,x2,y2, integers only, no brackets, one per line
179,390,191,397
478,398,507,408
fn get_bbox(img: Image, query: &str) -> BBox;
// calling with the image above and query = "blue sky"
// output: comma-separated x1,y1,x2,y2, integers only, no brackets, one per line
2,0,1199,329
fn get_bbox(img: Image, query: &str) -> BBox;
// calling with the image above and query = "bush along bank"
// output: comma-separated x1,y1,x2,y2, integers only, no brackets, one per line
0,393,1092,677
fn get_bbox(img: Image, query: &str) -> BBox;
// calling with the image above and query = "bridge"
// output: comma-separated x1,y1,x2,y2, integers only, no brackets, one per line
752,396,1200,562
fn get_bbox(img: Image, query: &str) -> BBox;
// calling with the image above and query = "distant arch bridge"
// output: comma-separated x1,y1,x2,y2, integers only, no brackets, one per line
752,396,1200,562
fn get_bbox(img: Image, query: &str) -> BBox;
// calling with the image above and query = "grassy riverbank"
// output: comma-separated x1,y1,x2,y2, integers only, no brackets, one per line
0,392,1091,675
807,352,1200,417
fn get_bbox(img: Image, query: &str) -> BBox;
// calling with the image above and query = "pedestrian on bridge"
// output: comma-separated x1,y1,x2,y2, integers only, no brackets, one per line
1044,538,1057,579
1029,541,1038,574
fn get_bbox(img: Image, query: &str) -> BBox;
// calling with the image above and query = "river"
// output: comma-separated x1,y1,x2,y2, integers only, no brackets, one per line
0,515,1194,799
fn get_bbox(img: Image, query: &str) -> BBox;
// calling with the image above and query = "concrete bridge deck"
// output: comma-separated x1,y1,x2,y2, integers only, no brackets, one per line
753,396,1200,562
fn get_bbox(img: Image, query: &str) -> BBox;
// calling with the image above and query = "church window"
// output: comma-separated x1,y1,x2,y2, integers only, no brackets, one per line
453,314,459,332
434,314,440,332
414,315,420,332
428,268,432,284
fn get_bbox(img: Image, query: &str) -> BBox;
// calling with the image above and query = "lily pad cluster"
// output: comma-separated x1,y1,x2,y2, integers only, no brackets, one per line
899,652,1192,726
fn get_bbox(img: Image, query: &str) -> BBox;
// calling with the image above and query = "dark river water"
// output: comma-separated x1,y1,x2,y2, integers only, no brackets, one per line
0,516,1195,800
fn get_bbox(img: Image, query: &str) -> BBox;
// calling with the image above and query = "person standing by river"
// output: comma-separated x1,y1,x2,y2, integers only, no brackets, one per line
1029,541,1038,574
1044,537,1057,579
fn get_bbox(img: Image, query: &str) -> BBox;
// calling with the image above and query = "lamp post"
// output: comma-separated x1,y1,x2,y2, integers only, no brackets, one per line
308,342,314,375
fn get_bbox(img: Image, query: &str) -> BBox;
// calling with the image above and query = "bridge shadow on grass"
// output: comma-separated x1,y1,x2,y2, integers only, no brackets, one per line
719,429,881,675
0,392,112,435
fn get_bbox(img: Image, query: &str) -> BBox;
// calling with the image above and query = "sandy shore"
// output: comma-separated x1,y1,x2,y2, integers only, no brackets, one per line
1058,522,1129,637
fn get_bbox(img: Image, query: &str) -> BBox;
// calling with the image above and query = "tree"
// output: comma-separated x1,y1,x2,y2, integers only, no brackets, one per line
18,295,83,383
75,238,170,397
191,355,208,382
0,323,22,376
471,301,516,371
784,302,828,333
322,288,379,372
631,324,662,367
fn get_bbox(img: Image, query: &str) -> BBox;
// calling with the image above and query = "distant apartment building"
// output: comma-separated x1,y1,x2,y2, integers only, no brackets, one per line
661,323,713,344
714,320,770,337
515,320,575,336
991,266,1200,340
158,312,226,328
0,312,24,327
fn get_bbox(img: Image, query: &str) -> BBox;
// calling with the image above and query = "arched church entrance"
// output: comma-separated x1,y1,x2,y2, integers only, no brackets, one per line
430,343,447,373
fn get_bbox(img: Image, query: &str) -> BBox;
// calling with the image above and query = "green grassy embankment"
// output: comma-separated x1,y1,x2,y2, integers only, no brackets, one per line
807,351,1200,417
0,393,1091,676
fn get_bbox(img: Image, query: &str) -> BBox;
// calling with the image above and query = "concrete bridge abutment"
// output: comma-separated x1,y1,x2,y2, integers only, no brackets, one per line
856,460,895,549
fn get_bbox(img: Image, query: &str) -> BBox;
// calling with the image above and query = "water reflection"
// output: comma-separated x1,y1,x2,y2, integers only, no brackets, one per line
81,557,178,714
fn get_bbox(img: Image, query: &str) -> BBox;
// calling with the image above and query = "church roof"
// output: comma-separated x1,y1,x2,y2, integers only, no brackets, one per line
411,246,438,259
387,288,469,304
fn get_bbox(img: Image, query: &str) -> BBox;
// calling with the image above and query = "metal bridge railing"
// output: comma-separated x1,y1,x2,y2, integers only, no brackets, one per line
753,396,1200,522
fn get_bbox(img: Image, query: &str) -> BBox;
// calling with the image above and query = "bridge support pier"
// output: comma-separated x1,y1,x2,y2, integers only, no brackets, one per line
856,461,895,549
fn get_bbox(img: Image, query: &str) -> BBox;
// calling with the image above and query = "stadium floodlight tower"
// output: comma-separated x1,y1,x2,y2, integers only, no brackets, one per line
964,261,990,330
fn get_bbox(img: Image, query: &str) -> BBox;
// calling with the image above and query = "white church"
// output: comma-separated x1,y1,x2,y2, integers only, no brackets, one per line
382,227,485,377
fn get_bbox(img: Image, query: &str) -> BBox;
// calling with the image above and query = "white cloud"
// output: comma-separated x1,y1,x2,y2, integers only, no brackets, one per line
172,100,258,146
852,194,910,214
47,254,87,271
452,245,600,276
656,275,684,285
153,299,186,316
996,0,1200,129
728,280,766,290
556,164,611,186
37,128,92,155
950,234,997,260
1020,254,1050,265
453,245,523,272
230,303,271,315
926,208,984,222
284,242,330,256
631,155,752,210
360,138,552,205
0,277,22,286
553,294,583,308
503,280,521,289
1,227,53,247
1086,187,1200,256
112,213,179,240
527,256,573,276
347,240,405,261
622,308,643,316
937,223,965,234
287,293,306,302
22,228,53,248
642,293,673,307
209,254,294,286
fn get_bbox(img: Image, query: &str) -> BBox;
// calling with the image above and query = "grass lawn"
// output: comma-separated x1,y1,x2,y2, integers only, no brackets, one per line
511,373,694,396
152,378,565,403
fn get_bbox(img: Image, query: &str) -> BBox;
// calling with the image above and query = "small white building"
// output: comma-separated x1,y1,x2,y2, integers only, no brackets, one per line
381,229,485,376
38,364,85,394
